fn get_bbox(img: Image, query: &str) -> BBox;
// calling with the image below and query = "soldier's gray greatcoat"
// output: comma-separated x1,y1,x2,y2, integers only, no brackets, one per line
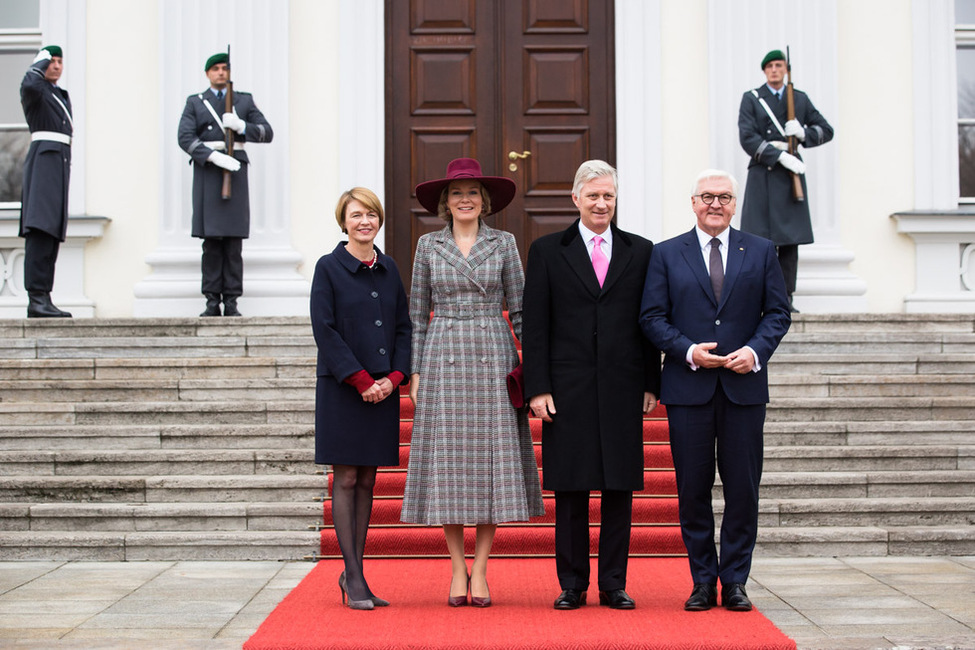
738,85,834,246
177,90,272,238
401,224,544,525
19,58,72,241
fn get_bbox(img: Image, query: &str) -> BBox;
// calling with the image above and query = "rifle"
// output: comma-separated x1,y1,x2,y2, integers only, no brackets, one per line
785,46,805,202
221,45,234,200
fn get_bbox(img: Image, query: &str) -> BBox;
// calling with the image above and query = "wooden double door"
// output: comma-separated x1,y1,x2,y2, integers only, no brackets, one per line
385,0,616,288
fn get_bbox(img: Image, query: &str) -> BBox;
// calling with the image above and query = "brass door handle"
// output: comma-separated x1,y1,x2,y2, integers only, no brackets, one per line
508,150,531,172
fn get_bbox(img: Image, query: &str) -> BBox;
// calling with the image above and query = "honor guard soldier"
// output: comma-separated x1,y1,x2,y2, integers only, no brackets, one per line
20,45,73,318
738,49,833,311
178,52,273,316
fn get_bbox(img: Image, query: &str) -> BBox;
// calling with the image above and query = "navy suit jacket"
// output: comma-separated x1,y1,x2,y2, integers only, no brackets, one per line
639,227,791,406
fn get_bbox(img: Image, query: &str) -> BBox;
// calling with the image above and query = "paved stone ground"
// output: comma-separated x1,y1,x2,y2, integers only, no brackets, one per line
0,557,972,649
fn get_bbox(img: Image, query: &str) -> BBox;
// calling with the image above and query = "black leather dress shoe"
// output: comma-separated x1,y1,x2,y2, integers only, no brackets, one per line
684,583,717,611
553,589,587,610
722,583,752,611
598,589,635,609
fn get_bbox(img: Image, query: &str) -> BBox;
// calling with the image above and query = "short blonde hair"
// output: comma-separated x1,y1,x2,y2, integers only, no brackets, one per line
435,180,492,223
334,187,384,234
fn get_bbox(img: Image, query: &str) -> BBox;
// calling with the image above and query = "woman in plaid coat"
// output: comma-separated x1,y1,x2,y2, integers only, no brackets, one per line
401,158,544,608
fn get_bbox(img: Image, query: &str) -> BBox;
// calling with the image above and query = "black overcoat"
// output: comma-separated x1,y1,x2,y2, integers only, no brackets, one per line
310,243,411,466
522,220,661,491
177,89,273,238
738,85,834,246
19,58,72,240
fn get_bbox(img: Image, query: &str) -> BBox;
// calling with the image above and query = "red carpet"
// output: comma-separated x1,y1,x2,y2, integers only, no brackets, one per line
244,558,796,650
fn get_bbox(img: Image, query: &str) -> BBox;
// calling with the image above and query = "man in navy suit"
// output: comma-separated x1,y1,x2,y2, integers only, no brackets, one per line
639,169,791,612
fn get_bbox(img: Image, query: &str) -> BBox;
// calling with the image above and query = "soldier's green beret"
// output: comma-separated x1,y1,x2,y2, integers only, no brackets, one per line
42,45,62,58
761,50,785,69
205,53,229,71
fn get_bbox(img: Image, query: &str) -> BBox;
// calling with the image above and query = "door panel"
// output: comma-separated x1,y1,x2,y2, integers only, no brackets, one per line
386,0,615,287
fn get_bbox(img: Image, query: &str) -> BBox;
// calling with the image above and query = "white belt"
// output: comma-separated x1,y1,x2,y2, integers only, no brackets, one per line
31,131,71,145
204,140,244,151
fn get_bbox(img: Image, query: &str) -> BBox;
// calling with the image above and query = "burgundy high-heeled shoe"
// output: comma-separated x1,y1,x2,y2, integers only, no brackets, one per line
448,573,469,607
470,577,491,608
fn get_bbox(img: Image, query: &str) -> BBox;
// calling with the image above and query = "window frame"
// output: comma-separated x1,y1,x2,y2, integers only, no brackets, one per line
0,29,42,210
957,15,975,203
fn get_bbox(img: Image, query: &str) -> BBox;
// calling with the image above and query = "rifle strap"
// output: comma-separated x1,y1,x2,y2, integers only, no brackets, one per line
750,90,785,137
199,94,240,133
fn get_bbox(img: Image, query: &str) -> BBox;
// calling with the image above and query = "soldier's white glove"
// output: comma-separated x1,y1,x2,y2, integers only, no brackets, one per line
33,49,52,64
777,152,806,175
222,112,246,135
208,151,241,172
769,141,789,151
784,119,806,142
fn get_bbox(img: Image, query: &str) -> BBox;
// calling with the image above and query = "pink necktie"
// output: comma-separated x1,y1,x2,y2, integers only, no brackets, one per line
591,236,608,287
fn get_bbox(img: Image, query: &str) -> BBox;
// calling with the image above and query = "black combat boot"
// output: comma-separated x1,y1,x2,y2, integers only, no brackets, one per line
200,293,221,317
222,295,242,317
27,292,72,318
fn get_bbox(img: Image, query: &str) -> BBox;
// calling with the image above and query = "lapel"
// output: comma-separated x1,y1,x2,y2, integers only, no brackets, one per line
758,85,788,126
720,228,747,311
678,228,717,307
559,219,601,299
431,224,499,294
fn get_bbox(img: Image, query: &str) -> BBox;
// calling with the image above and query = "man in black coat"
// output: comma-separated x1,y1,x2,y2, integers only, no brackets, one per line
738,49,833,311
19,45,72,318
523,160,661,610
178,52,273,317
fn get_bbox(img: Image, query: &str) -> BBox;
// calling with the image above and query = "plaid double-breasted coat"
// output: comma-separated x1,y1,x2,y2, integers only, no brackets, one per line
401,224,544,525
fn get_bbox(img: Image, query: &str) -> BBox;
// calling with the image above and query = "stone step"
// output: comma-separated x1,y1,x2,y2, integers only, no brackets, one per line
757,470,975,499
0,336,317,360
766,396,975,422
769,353,975,375
763,420,975,447
0,400,315,426
0,449,312,476
0,378,315,402
769,374,975,398
786,313,975,333
0,501,319,532
757,497,975,527
0,423,314,450
0,357,313,380
754,525,975,556
776,331,975,355
762,445,970,472
0,316,312,339
0,475,323,503
0,530,319,561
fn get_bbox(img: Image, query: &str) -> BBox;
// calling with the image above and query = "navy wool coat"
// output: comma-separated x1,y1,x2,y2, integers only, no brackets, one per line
522,220,661,492
738,85,833,246
19,58,72,240
310,243,411,466
177,89,272,238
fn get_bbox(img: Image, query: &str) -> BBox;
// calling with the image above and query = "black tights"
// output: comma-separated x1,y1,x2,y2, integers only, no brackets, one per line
331,464,378,601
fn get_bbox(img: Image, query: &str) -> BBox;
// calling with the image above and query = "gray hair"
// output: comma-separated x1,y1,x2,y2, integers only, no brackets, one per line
692,169,739,197
572,160,618,197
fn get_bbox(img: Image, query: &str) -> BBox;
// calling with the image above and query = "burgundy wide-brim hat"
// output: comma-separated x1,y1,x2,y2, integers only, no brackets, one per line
414,158,517,216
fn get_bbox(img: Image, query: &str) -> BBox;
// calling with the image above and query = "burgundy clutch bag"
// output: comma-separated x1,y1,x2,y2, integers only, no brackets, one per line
506,363,525,409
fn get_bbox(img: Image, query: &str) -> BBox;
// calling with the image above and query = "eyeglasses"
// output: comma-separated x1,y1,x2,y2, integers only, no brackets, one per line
694,193,735,206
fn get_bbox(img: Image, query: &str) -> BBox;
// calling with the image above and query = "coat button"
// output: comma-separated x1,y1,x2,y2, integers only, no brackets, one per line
479,322,486,329
481,356,487,363
378,348,386,355
375,320,382,327
371,291,379,298
448,356,455,364
715,319,721,325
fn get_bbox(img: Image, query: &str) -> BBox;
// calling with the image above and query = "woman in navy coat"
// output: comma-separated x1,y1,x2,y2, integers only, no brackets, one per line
310,187,411,610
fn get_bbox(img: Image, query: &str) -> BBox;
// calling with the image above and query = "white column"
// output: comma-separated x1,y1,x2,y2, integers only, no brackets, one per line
708,0,866,312
614,0,663,242
134,0,307,317
912,0,959,210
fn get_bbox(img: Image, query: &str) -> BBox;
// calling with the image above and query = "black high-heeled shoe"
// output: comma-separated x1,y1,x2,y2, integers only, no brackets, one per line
341,571,389,607
338,572,374,610
448,573,469,607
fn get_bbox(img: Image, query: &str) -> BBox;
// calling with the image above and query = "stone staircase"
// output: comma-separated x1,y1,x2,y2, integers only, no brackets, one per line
0,314,973,560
